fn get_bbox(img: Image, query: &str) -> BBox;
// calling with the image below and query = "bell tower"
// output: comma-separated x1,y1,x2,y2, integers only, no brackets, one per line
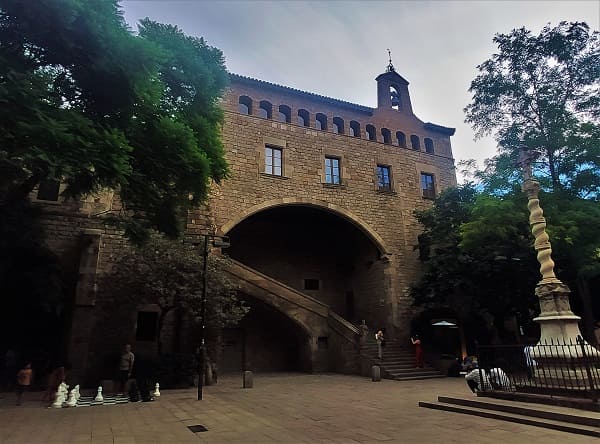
376,50,413,114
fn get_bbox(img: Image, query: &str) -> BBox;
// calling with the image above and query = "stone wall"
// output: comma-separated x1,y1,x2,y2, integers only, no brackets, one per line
30,69,457,382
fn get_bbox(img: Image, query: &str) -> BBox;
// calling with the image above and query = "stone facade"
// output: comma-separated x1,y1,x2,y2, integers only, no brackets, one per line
31,65,456,382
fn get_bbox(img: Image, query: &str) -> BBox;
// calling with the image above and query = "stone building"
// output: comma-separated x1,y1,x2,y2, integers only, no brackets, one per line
31,63,456,383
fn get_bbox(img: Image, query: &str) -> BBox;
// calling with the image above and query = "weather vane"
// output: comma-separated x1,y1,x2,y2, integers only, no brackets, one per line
386,48,395,73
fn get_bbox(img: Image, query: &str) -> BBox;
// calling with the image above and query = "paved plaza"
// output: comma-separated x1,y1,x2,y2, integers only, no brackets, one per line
0,373,594,444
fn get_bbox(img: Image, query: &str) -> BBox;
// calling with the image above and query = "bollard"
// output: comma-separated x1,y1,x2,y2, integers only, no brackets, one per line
243,370,253,388
371,365,381,382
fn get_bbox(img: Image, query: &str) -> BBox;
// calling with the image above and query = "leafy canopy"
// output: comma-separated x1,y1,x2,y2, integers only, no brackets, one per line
465,22,600,197
99,233,248,353
0,0,229,241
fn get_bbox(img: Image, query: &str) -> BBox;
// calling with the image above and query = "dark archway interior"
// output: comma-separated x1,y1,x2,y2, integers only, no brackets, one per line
227,205,382,323
221,295,310,373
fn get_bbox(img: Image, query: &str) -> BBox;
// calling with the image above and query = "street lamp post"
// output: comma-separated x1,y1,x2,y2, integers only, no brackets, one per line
197,234,230,401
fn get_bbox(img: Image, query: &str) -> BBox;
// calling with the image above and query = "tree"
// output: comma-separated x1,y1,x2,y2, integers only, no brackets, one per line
413,184,600,343
465,22,600,197
412,185,540,343
99,234,249,355
0,0,229,241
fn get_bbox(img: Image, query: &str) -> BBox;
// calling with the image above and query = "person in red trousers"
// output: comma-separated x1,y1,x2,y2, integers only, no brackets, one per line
411,335,424,368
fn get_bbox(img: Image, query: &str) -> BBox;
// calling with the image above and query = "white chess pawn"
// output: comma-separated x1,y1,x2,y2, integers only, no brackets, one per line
74,385,81,401
66,389,77,407
94,386,104,402
153,383,161,398
51,390,65,408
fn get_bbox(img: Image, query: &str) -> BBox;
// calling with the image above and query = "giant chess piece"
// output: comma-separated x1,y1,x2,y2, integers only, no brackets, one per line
51,389,65,408
94,386,104,402
128,380,140,402
66,389,77,407
73,385,81,402
153,383,161,398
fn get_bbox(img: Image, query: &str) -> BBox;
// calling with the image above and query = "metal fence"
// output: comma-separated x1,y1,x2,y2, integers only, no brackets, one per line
476,336,600,402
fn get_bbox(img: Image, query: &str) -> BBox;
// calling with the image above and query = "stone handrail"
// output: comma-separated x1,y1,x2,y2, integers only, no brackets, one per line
226,259,359,344
226,259,329,317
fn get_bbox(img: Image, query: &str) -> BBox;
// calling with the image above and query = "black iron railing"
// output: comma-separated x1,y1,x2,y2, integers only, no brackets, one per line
476,336,600,402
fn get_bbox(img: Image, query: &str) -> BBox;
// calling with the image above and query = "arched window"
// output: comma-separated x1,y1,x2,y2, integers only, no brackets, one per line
278,105,291,123
315,113,327,130
258,100,272,119
396,131,406,148
297,109,309,127
411,135,421,150
349,121,361,138
366,124,376,141
381,128,392,144
332,117,344,134
424,138,434,154
238,96,252,115
390,85,401,110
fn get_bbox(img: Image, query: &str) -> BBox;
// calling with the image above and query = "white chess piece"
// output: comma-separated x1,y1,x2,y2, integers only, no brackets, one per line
153,383,161,398
94,386,104,402
66,389,77,407
74,385,81,401
51,389,65,408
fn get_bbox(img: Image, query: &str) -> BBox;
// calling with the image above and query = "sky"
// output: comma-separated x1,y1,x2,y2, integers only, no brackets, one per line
121,0,600,181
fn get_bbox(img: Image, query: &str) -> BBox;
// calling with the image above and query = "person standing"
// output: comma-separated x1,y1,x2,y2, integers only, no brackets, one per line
411,335,424,368
43,362,65,402
119,344,135,394
375,330,384,360
16,362,32,405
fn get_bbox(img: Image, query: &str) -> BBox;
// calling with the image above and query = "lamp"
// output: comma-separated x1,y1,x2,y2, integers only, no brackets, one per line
198,234,230,400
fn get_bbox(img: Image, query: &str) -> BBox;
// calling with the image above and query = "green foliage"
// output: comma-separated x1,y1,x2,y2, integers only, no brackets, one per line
413,183,600,341
465,22,600,196
99,233,249,353
0,0,229,240
413,185,539,339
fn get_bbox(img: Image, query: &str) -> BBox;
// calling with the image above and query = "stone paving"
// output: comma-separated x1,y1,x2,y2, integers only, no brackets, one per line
0,373,594,443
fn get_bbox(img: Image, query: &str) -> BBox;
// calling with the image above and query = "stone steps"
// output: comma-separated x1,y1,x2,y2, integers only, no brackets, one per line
419,396,600,437
361,339,445,381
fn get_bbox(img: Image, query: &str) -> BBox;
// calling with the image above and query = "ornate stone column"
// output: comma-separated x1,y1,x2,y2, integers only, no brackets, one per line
519,149,598,377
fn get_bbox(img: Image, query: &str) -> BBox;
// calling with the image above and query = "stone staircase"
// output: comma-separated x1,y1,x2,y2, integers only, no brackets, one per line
419,395,600,437
361,339,445,381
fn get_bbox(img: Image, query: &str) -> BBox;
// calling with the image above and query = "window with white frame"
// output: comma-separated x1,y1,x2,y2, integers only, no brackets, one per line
377,165,391,191
325,156,341,184
265,145,283,176
421,172,435,199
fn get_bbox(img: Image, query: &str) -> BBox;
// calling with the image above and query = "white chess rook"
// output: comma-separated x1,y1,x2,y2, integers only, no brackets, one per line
153,383,161,398
94,386,104,402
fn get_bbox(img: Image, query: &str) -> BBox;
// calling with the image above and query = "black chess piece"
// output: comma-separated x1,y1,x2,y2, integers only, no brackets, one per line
128,380,140,402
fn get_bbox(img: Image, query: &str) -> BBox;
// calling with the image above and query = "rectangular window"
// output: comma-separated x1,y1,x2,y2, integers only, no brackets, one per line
265,145,282,176
377,165,391,191
36,179,60,201
304,279,320,290
136,311,158,341
421,173,436,199
325,157,340,184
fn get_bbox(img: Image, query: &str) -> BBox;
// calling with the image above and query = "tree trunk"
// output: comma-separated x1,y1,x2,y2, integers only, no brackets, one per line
156,308,172,356
576,276,596,345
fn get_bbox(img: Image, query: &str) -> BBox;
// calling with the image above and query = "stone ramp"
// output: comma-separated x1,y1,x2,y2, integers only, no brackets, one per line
419,395,600,437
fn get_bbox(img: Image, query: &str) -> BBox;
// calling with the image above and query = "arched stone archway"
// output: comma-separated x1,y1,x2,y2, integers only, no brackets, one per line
220,197,391,259
217,202,392,374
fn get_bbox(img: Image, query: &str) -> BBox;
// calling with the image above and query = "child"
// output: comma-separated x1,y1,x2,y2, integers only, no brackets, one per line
16,362,33,406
